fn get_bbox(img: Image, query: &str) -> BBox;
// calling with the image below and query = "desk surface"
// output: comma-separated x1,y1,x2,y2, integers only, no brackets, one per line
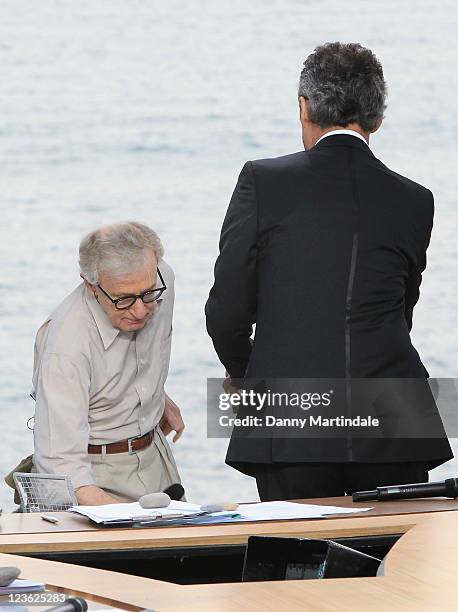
1,496,458,553
1,497,458,610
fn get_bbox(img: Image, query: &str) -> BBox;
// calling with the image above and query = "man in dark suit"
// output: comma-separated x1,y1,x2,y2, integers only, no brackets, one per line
205,42,452,500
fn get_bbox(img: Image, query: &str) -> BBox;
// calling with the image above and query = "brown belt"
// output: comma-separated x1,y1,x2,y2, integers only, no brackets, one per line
88,431,154,455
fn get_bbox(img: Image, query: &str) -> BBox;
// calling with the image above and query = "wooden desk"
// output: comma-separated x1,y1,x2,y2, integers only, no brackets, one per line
1,498,458,610
1,496,457,553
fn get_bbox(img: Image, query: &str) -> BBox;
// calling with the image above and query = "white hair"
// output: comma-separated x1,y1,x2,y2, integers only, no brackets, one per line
79,221,164,284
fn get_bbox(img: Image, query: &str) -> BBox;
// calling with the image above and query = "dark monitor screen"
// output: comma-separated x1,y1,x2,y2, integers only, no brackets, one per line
242,536,381,582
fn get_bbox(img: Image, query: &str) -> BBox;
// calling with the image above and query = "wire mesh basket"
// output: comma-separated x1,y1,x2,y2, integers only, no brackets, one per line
13,472,77,512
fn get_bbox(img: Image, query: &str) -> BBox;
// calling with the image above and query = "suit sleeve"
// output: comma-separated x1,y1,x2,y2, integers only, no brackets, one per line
404,191,434,332
205,161,258,378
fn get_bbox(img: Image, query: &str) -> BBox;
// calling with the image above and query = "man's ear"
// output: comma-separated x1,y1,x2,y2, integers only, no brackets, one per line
81,275,95,293
371,116,383,134
299,96,311,127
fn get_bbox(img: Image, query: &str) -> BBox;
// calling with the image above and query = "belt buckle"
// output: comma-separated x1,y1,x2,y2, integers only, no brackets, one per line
128,436,139,455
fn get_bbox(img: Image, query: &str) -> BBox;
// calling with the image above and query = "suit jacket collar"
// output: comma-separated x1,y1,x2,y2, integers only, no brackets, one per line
313,134,375,157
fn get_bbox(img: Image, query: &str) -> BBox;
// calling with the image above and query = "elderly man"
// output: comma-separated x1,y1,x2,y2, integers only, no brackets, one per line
206,42,452,500
32,221,184,504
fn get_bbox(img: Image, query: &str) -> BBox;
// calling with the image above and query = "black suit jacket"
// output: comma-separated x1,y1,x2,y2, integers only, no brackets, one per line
205,135,452,473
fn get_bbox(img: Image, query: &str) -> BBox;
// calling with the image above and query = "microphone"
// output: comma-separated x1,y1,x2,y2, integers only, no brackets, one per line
0,566,21,587
139,492,171,508
352,477,458,502
139,483,185,508
163,483,185,500
45,597,88,612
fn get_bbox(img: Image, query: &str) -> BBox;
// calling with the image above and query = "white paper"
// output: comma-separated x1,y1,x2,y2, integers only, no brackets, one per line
71,499,372,524
0,579,45,594
70,500,202,523
236,501,373,521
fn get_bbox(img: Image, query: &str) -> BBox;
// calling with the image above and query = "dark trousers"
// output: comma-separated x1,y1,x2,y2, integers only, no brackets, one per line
254,462,429,501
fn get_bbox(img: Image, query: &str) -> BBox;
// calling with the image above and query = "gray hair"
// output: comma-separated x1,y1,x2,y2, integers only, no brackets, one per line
298,42,387,132
79,221,164,284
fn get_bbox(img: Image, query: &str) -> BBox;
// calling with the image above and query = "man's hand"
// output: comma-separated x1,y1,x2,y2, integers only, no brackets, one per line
75,485,120,505
223,371,239,394
160,394,185,442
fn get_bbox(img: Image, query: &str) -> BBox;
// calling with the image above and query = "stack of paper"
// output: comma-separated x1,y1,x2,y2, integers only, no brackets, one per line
71,500,203,524
236,501,373,521
0,579,45,594
71,500,371,525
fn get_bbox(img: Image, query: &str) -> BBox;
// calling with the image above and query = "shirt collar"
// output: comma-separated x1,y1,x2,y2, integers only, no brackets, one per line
315,129,369,147
84,286,120,350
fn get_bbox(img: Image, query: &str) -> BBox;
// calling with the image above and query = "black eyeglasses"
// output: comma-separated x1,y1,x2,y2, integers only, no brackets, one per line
97,268,167,310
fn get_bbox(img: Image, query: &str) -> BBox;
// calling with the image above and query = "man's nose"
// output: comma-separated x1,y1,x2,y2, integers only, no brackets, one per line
130,298,151,319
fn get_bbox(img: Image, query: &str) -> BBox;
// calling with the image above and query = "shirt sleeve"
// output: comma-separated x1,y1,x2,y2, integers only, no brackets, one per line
33,352,95,489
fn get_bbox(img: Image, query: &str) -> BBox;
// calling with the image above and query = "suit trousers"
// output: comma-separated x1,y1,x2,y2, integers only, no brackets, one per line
254,462,429,501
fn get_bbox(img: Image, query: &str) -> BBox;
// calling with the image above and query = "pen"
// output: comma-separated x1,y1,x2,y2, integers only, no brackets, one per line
41,513,59,524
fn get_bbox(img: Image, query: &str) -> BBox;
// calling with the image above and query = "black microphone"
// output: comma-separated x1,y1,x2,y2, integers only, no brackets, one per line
45,597,88,612
163,483,185,500
352,477,458,502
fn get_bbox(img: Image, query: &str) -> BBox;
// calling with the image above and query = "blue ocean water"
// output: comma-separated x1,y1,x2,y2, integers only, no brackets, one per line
0,0,457,510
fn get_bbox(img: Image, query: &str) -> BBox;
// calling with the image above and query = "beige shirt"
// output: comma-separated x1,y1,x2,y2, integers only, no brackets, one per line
32,260,174,489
